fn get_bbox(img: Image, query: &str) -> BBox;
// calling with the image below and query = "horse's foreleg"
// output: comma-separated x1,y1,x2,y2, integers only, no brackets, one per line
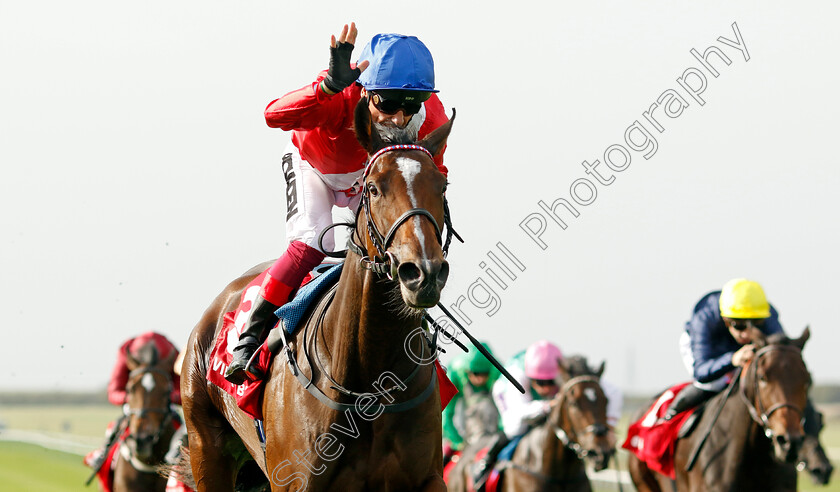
186,423,238,492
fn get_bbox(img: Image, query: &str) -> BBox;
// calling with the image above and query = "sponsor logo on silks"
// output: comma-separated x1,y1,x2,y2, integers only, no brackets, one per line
282,153,298,220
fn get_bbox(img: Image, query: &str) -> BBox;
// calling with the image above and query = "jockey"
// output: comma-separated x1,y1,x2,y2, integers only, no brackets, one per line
87,332,182,472
493,341,623,449
224,23,450,384
665,278,820,431
468,340,621,487
442,342,502,454
108,331,181,405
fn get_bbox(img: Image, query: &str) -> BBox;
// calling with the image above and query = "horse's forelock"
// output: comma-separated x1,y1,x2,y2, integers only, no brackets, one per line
132,341,160,367
766,333,792,346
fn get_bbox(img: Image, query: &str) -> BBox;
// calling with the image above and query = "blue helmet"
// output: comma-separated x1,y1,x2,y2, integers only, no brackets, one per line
357,33,438,93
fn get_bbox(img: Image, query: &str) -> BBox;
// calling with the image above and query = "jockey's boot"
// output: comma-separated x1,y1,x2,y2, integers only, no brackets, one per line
224,241,327,384
664,384,716,420
224,293,281,385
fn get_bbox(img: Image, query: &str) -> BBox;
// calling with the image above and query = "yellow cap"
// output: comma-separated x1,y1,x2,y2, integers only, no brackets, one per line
719,278,770,319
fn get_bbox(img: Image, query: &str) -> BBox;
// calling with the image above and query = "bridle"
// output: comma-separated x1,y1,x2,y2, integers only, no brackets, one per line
739,344,807,439
121,366,176,470
329,144,461,278
553,375,610,461
498,375,610,485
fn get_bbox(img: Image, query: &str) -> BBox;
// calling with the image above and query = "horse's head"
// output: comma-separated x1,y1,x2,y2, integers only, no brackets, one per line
798,432,835,485
550,356,614,471
123,341,176,462
352,100,455,309
743,326,811,464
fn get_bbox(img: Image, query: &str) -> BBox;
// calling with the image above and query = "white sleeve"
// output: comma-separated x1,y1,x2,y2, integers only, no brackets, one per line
492,365,550,438
600,379,624,427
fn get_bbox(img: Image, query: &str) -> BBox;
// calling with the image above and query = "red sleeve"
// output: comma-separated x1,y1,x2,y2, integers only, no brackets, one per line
418,93,450,177
264,70,353,134
107,342,131,406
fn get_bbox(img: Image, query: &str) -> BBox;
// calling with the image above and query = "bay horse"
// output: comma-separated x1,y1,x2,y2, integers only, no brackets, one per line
112,340,178,492
181,101,456,491
627,327,812,492
798,425,834,485
495,355,614,492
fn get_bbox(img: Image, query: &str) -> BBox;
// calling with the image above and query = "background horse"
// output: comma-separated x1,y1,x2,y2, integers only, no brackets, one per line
444,391,505,492
112,340,178,492
497,355,614,492
627,328,811,492
798,427,835,486
180,102,455,491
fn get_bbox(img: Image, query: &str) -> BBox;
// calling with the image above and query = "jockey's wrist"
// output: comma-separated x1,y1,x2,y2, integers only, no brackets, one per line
320,80,338,95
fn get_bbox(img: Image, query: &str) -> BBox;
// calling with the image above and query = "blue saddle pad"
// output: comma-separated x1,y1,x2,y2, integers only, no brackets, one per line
273,262,343,335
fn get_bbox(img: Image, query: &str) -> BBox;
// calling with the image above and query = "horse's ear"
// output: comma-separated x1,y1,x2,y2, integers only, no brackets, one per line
750,327,768,348
417,108,456,157
557,356,571,381
595,361,606,378
354,97,374,153
793,325,811,350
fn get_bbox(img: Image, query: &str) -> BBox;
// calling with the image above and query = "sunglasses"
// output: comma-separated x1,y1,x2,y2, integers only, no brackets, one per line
729,318,766,332
369,90,431,116
468,371,490,377
532,379,557,388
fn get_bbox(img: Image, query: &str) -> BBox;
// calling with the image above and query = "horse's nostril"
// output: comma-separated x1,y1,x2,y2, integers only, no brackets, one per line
398,262,423,288
438,261,450,286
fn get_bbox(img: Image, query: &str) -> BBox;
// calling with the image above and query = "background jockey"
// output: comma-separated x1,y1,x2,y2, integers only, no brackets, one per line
476,340,622,486
86,332,182,471
225,22,450,384
108,331,181,405
442,341,501,458
665,278,821,433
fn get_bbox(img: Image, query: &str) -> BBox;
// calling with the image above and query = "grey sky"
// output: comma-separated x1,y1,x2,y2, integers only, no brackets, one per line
2,1,838,394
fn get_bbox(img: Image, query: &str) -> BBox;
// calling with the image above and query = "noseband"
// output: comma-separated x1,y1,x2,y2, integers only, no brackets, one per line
739,344,806,439
338,144,460,278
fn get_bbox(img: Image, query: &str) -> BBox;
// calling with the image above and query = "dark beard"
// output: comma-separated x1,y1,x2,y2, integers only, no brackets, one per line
373,121,419,145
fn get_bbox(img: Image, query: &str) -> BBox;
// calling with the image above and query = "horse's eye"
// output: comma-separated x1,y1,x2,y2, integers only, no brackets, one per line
758,373,768,383
367,183,379,197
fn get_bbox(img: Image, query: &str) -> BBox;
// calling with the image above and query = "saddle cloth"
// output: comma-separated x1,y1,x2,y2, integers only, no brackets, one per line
622,382,695,479
206,262,457,420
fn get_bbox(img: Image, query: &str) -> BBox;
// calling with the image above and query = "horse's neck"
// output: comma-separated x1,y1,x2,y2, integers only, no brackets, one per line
526,414,580,477
318,257,426,386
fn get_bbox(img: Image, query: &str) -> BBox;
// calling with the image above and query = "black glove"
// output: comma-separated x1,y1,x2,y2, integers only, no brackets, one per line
323,42,361,94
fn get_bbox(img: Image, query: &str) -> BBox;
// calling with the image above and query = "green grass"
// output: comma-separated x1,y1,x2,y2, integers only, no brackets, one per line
0,441,91,492
0,405,837,491
0,405,119,438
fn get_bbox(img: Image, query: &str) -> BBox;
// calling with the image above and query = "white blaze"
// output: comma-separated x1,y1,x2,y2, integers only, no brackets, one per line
396,157,427,258
141,373,156,393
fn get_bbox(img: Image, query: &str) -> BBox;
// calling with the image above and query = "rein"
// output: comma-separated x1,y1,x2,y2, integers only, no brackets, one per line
272,285,440,413
739,344,806,438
